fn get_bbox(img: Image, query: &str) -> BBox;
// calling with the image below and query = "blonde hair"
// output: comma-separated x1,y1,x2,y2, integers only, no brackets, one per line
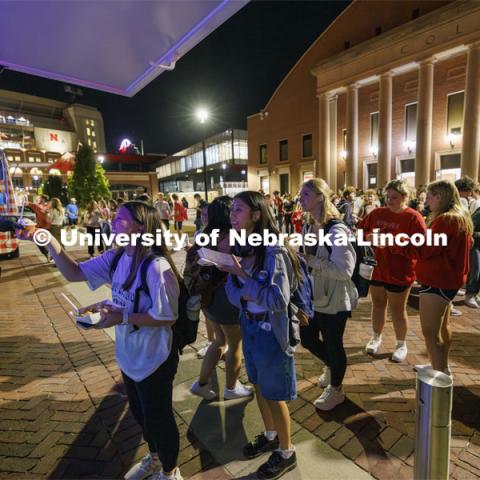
383,179,409,199
427,180,473,235
302,178,341,225
50,197,64,215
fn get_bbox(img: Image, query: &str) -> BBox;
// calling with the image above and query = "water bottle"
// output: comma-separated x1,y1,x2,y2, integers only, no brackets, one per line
256,270,269,285
186,294,201,322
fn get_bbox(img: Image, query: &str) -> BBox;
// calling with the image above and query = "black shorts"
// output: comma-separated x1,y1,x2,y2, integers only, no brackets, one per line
419,285,458,302
370,280,411,293
68,218,78,226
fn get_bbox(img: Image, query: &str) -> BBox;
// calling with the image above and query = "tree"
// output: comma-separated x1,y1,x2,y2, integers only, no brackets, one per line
41,175,68,204
68,145,110,208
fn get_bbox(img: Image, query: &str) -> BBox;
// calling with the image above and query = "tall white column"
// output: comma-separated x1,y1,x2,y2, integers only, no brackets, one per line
462,42,480,181
328,93,338,190
346,83,359,187
415,58,435,188
377,72,393,188
318,92,330,181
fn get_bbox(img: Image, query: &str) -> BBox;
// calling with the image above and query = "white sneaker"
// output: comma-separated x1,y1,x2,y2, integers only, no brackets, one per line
457,288,466,296
153,467,184,480
366,334,382,354
314,385,345,411
464,295,479,309
318,366,331,388
196,341,211,358
414,364,452,376
391,343,408,362
224,381,254,400
190,381,216,400
450,307,462,316
124,453,162,480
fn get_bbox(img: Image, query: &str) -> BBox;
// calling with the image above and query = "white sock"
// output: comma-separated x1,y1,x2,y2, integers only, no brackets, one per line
373,332,382,339
162,467,178,479
277,445,295,459
396,340,406,347
264,430,277,441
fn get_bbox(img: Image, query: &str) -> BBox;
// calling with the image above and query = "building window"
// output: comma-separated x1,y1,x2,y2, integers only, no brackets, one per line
400,158,415,174
447,92,464,135
367,163,377,188
279,139,288,161
370,112,379,150
280,173,289,195
405,103,417,143
302,134,312,158
259,144,267,164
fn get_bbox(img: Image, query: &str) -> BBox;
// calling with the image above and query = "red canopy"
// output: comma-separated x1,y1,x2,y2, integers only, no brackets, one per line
49,154,75,173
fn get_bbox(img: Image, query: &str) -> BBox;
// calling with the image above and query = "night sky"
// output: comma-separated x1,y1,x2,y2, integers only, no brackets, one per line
0,1,349,155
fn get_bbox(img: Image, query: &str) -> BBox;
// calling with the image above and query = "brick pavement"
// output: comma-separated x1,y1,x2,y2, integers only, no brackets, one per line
0,245,479,479
0,248,219,479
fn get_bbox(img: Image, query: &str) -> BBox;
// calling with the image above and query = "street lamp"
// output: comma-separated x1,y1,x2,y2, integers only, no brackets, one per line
196,108,209,201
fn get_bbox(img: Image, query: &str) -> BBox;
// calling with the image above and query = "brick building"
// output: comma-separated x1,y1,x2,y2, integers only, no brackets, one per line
247,0,480,195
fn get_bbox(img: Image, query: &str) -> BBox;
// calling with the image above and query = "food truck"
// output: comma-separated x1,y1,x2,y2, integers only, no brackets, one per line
0,150,19,258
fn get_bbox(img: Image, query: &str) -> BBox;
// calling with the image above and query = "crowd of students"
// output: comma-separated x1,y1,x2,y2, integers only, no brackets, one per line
13,174,478,480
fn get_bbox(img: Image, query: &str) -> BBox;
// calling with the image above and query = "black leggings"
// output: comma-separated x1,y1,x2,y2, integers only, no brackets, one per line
122,348,179,472
86,226,104,256
300,311,350,387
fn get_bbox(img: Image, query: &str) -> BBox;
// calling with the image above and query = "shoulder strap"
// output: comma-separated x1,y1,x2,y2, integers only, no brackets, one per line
133,254,160,313
109,247,125,280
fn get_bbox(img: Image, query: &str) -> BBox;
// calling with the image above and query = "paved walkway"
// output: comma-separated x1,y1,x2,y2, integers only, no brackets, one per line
0,243,479,478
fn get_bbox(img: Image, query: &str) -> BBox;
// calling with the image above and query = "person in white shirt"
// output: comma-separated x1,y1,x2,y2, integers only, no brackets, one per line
17,201,183,480
154,193,172,230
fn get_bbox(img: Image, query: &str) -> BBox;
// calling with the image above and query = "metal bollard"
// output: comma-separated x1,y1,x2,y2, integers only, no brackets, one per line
414,366,453,480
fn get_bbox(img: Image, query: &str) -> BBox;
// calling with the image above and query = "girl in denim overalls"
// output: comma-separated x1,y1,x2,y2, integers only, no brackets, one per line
219,191,300,480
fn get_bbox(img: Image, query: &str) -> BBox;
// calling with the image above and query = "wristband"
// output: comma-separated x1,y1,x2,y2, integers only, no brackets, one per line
122,310,129,325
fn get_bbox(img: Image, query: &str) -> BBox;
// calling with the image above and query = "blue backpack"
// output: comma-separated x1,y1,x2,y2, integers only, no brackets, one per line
288,253,314,347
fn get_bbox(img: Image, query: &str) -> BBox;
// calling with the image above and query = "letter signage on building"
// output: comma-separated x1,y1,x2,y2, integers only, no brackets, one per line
34,127,76,153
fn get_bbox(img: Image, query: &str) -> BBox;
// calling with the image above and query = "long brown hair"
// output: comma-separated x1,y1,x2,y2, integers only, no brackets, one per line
427,180,473,236
233,191,301,284
119,201,181,291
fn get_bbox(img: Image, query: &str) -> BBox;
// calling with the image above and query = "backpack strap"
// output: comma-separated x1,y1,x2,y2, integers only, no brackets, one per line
133,254,159,313
323,219,344,255
109,247,125,281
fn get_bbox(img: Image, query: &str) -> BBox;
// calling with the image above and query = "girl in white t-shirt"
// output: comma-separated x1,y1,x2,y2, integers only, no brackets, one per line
17,201,183,480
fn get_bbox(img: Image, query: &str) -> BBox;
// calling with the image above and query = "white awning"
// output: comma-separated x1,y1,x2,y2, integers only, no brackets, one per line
0,1,249,97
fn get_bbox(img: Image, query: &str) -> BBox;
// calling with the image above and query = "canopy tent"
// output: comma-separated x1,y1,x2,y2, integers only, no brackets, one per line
0,1,249,97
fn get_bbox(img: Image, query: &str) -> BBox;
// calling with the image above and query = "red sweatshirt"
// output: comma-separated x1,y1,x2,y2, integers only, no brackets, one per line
391,215,471,290
358,207,426,286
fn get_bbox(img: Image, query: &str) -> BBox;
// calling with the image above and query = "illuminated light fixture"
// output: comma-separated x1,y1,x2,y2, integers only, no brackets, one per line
241,169,246,175
370,145,378,158
32,175,39,181
340,150,347,160
405,140,416,154
97,155,105,163
196,168,203,173
119,138,132,153
446,132,460,149
222,163,227,169
196,108,209,124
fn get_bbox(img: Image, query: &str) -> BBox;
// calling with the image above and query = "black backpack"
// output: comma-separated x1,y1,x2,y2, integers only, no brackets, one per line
109,248,200,354
322,219,376,298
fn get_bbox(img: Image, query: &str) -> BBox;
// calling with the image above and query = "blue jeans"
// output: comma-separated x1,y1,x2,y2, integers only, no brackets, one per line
241,312,296,401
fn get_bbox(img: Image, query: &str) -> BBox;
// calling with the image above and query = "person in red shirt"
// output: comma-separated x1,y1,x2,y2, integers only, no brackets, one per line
391,180,472,374
291,202,303,234
358,179,426,363
171,193,185,236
